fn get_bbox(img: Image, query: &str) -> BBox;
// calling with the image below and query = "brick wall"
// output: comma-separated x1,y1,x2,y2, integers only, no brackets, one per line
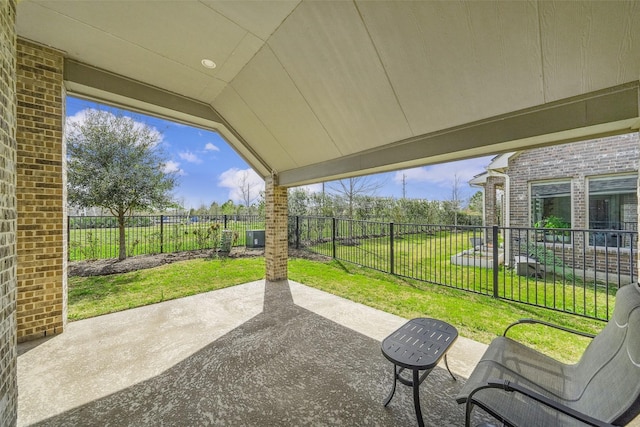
507,133,639,277
508,133,639,228
0,1,18,425
265,176,288,281
15,39,66,342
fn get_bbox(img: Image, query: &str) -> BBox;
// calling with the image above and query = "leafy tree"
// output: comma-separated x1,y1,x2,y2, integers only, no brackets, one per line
67,109,177,260
468,191,483,214
208,202,221,216
288,188,310,216
220,199,236,215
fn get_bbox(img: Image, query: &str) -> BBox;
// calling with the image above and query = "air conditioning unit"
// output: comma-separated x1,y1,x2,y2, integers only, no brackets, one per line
246,230,265,248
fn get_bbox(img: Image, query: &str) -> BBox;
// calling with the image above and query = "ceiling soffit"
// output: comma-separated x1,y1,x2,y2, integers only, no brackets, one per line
16,1,640,187
278,82,640,186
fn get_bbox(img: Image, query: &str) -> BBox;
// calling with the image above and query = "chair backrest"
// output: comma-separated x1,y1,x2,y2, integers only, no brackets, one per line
574,283,640,424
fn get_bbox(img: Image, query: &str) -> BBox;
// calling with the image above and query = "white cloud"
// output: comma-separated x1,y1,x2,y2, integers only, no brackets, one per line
393,157,492,187
162,160,186,176
218,168,265,203
178,151,202,164
204,142,220,152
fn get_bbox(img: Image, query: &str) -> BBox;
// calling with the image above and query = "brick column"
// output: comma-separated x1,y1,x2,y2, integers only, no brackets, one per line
265,176,288,281
16,39,66,341
484,175,505,227
0,1,18,425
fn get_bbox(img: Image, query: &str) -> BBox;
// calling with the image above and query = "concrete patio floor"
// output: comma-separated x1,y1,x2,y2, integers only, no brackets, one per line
18,280,490,426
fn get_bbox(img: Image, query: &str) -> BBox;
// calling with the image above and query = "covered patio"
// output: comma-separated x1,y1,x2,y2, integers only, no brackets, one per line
18,280,489,426
2,2,640,426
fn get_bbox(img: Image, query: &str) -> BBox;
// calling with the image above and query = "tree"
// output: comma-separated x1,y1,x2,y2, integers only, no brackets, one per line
288,188,310,216
67,109,177,260
220,200,236,215
208,201,221,216
329,176,383,244
449,173,464,226
468,191,483,214
329,176,383,219
238,170,260,209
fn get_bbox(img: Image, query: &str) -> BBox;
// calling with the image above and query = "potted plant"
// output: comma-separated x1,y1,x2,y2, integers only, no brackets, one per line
537,216,571,242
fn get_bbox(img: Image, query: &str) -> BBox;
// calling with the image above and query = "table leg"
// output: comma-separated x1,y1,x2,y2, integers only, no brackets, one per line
383,364,397,407
444,354,457,381
412,368,425,427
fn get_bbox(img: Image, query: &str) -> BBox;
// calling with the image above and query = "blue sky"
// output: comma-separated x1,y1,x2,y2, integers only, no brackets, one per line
66,96,492,210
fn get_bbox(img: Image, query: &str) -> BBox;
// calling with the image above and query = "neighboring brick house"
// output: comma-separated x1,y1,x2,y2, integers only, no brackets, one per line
473,133,639,231
471,132,639,278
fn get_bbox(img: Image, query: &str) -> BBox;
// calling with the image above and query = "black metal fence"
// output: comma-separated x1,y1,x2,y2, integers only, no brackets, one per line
68,215,264,260
69,215,637,321
289,216,638,321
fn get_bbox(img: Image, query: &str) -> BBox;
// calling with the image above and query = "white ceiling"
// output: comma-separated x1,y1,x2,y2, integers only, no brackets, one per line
16,0,640,186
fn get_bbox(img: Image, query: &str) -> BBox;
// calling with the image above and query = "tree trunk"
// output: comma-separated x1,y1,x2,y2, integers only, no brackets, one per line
118,213,127,260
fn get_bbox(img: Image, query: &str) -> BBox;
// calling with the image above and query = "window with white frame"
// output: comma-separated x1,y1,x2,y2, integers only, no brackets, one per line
588,175,637,247
530,181,571,227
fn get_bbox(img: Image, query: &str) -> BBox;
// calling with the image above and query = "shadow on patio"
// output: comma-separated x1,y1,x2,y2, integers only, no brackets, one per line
18,280,490,426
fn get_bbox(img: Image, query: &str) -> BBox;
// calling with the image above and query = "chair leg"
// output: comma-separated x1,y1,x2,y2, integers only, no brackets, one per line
465,401,475,427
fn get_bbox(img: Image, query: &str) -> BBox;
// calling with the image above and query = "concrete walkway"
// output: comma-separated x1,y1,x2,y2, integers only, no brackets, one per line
18,280,489,426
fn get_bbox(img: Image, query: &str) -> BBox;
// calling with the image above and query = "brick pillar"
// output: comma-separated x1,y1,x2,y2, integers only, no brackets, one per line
15,39,66,341
265,176,288,281
0,1,18,425
484,175,505,227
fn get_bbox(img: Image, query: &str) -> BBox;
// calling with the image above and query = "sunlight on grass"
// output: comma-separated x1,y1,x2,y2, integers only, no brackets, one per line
69,255,605,363
287,258,603,362
68,257,265,320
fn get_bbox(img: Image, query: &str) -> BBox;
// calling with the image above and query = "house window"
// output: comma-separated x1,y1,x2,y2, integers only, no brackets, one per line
588,175,637,247
530,181,571,227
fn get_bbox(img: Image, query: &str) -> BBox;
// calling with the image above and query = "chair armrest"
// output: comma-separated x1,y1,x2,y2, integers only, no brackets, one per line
465,379,614,427
503,318,596,339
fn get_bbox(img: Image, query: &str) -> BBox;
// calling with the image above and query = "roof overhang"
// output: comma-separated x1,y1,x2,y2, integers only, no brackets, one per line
18,1,640,187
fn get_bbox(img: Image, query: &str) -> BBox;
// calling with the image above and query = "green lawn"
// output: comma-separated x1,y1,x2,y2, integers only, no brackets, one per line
68,257,265,320
310,230,615,320
71,225,621,322
69,256,605,363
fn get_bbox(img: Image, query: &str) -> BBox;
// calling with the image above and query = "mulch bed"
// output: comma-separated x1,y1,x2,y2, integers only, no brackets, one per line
68,248,330,277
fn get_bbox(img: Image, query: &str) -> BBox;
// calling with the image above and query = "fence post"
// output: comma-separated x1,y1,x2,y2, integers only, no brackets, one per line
492,225,499,298
67,215,71,261
390,222,395,275
224,214,228,229
160,215,164,254
332,217,336,259
295,216,300,249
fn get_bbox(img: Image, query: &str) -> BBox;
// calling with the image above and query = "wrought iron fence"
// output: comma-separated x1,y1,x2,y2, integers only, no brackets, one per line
289,216,638,321
68,215,264,261
69,214,637,320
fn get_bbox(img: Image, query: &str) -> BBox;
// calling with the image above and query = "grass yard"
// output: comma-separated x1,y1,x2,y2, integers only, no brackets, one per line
311,230,616,320
68,257,265,320
69,256,605,363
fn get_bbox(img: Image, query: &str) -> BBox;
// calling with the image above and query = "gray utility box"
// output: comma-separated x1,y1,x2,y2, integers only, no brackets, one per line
246,230,265,248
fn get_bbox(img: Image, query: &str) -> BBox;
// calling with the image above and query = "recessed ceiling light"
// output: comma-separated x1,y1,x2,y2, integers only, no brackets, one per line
201,59,217,69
